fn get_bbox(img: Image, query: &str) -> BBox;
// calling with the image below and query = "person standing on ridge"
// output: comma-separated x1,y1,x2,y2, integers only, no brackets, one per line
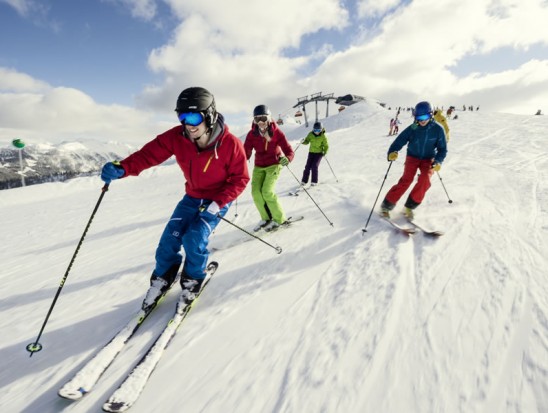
244,104,294,232
380,101,447,220
300,121,329,186
389,118,396,135
393,117,400,135
100,87,249,308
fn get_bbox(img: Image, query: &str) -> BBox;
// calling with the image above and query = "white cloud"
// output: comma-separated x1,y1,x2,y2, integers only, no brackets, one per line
165,0,349,50
0,0,59,30
0,0,33,16
137,0,349,115
478,0,548,51
0,67,50,92
0,70,172,144
105,0,158,21
357,0,403,18
301,0,548,110
1,0,547,143
135,0,548,118
448,59,548,114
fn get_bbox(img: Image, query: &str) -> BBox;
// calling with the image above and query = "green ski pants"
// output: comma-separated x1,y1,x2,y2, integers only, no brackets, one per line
251,164,286,224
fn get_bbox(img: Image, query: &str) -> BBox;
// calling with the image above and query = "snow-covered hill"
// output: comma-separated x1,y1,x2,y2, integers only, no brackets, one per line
0,140,135,190
1,102,547,413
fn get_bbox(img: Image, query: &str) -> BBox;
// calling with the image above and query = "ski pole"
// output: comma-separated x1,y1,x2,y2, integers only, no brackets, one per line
324,156,339,182
234,198,239,218
285,165,334,227
27,184,110,356
436,171,453,203
362,161,393,234
218,215,282,254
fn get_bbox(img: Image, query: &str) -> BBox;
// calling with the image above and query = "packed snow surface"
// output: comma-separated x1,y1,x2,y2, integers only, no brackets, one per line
1,102,547,412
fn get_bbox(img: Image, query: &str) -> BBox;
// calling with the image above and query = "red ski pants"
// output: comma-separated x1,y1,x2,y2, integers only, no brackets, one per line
385,156,434,206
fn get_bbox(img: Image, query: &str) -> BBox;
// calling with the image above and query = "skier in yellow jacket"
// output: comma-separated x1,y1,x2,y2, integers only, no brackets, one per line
433,109,450,142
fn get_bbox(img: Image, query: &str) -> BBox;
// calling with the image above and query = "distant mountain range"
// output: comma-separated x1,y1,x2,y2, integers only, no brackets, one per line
0,140,135,190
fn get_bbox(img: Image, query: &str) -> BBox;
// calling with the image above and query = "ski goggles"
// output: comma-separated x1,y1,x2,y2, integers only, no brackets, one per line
178,111,204,126
415,113,432,121
254,115,269,123
313,128,322,134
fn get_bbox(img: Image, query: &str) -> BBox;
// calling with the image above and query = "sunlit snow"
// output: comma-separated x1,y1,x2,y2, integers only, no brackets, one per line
1,101,547,412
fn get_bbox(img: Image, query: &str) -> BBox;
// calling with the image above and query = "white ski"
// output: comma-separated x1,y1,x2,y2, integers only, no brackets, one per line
406,219,444,237
381,216,416,235
102,262,218,412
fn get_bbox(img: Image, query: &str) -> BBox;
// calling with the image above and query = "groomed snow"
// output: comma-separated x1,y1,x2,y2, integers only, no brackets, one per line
1,102,547,412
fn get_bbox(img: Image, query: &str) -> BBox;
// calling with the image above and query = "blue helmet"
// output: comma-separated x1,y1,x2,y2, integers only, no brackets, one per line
414,101,432,118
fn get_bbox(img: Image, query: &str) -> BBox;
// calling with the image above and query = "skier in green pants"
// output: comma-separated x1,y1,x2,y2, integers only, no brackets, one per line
244,104,295,232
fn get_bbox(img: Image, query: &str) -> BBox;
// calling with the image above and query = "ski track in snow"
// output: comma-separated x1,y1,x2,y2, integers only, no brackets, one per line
1,104,547,413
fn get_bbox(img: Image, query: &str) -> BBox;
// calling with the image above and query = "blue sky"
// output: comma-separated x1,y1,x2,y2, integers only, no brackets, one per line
0,0,547,144
0,0,176,104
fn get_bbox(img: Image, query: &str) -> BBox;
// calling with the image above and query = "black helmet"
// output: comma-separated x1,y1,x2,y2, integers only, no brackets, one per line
313,121,322,130
175,87,217,128
253,104,271,117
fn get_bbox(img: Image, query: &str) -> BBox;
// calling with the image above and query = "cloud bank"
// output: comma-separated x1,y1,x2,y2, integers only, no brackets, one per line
1,0,547,143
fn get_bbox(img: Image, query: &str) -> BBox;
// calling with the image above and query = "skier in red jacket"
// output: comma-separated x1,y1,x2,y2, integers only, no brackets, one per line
101,87,249,308
244,104,294,232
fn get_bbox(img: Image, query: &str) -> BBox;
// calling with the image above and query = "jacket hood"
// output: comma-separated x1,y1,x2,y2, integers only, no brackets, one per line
208,112,226,146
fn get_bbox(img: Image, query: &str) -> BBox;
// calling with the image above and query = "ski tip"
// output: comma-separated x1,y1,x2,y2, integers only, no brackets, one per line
406,220,444,237
58,387,85,401
103,401,130,412
425,231,444,237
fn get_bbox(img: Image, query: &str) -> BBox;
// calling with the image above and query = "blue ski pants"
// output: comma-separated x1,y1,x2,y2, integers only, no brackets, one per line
154,195,229,280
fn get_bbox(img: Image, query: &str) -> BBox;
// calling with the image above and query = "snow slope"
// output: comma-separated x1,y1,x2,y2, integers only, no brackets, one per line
1,102,547,413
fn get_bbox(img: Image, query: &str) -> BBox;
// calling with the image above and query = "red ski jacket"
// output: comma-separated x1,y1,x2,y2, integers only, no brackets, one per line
244,122,294,167
120,117,249,208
